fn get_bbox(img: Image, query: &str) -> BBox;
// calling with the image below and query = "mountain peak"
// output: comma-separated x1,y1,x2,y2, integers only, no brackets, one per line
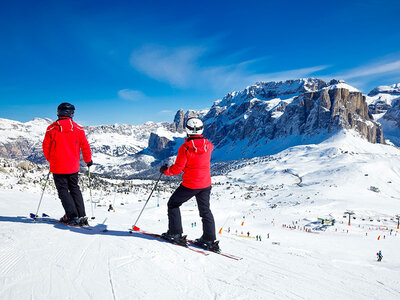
368,83,400,96
215,78,361,108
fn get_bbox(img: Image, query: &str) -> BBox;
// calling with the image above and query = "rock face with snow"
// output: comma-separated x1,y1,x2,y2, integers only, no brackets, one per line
85,122,166,157
0,118,52,162
368,83,400,97
366,83,400,114
168,109,208,133
275,86,382,141
365,83,400,146
0,118,168,176
198,79,384,160
383,99,400,127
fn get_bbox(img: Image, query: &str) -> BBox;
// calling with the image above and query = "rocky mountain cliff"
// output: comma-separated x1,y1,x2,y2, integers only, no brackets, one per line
150,79,384,161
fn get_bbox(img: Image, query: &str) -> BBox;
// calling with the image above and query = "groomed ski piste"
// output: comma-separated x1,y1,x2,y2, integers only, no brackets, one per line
1,131,400,299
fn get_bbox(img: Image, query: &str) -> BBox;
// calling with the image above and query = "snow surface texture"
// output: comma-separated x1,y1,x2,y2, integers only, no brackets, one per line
1,131,400,299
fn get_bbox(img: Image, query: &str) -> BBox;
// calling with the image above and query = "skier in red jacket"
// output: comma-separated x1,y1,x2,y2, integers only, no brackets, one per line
160,117,219,251
42,103,93,225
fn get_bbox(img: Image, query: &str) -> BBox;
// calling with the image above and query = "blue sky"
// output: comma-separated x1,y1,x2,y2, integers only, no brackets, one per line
1,0,400,125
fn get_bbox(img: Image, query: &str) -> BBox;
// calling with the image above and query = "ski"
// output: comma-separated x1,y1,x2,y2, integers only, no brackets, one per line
29,213,101,231
187,240,243,260
129,228,209,256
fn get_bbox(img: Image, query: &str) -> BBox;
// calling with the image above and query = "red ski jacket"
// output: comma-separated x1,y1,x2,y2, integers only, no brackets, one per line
164,135,213,189
42,117,92,174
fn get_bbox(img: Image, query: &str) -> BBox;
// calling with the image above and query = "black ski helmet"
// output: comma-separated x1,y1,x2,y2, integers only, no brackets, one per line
57,102,75,118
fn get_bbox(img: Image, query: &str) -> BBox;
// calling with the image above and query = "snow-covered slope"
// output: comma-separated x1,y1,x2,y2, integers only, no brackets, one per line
1,131,400,299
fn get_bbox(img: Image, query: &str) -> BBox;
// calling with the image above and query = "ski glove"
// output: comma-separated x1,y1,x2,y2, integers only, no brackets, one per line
160,164,168,173
86,160,93,167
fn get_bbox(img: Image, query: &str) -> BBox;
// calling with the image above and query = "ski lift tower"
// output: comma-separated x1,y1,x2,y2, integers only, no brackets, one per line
344,210,355,226
396,215,400,229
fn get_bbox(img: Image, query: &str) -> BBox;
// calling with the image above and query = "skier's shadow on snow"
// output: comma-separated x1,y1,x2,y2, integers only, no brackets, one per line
0,215,167,243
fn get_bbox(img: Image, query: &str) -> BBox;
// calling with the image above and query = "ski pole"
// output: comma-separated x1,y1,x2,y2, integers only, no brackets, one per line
33,171,51,219
219,213,231,234
131,172,163,232
88,167,95,220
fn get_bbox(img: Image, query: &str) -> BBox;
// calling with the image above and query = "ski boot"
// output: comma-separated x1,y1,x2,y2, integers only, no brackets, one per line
78,216,89,226
59,215,80,226
161,231,188,247
194,237,220,253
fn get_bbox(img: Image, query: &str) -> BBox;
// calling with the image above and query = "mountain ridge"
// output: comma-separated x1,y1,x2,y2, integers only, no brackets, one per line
1,78,399,177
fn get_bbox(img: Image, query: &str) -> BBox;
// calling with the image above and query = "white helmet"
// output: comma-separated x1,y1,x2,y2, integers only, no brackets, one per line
185,117,204,135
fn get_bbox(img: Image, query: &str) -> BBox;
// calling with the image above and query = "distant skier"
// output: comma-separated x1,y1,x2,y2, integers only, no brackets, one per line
377,250,383,262
42,103,92,225
108,204,114,212
160,117,219,251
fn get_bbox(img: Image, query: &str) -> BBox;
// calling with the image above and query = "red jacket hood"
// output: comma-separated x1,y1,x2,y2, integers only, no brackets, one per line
51,117,76,133
184,135,211,154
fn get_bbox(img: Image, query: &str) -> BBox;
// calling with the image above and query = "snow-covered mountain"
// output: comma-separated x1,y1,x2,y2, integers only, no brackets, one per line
368,83,400,97
83,122,170,177
0,118,52,162
151,78,385,162
204,79,382,160
366,83,400,146
1,78,398,177
0,118,168,177
366,83,400,114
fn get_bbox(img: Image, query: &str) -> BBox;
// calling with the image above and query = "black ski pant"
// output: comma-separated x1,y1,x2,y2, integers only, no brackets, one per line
167,184,216,241
53,173,86,219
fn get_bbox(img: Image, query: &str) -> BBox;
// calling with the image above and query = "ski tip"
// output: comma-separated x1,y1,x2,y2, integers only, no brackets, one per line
132,226,140,232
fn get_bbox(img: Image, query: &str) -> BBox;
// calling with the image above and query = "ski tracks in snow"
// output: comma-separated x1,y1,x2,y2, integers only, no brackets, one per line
107,258,117,300
0,243,24,277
